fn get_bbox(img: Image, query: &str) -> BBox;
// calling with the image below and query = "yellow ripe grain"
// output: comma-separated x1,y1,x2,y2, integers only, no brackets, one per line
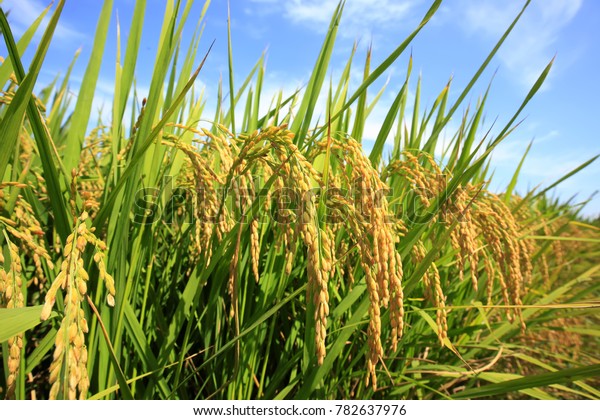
41,211,117,399
49,362,61,384
251,218,260,282
77,278,87,295
7,358,19,373
9,343,20,358
40,299,54,321
68,322,78,342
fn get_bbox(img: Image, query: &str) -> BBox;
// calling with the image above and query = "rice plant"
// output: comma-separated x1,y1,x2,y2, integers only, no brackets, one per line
1,0,599,400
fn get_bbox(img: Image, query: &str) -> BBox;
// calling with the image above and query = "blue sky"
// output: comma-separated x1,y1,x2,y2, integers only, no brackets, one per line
2,0,599,216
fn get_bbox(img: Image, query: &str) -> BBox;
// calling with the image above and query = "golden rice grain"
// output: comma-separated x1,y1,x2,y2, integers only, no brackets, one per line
251,218,260,282
41,212,115,399
0,240,24,399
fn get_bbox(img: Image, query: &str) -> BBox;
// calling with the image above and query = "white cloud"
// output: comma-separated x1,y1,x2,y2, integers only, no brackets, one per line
248,0,422,39
489,132,600,206
489,143,600,216
241,0,584,111
455,0,582,89
534,129,559,144
2,0,86,42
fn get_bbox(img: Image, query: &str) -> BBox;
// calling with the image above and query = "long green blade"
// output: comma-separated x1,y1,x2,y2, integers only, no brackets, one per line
0,1,72,242
453,364,600,399
62,0,114,173
0,306,47,342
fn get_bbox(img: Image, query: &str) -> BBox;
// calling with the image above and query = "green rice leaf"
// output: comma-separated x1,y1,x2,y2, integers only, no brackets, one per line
453,364,600,399
62,0,114,174
0,306,47,342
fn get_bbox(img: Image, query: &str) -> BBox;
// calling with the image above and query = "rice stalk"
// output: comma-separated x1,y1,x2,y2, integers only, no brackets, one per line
40,210,115,399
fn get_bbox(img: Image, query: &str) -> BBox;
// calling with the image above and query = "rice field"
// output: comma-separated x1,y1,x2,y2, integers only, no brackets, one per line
1,0,599,400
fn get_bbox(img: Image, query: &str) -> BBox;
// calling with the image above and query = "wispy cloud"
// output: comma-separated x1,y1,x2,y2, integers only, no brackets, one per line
489,129,600,204
453,0,582,89
247,0,422,39
2,0,86,43
490,137,599,214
